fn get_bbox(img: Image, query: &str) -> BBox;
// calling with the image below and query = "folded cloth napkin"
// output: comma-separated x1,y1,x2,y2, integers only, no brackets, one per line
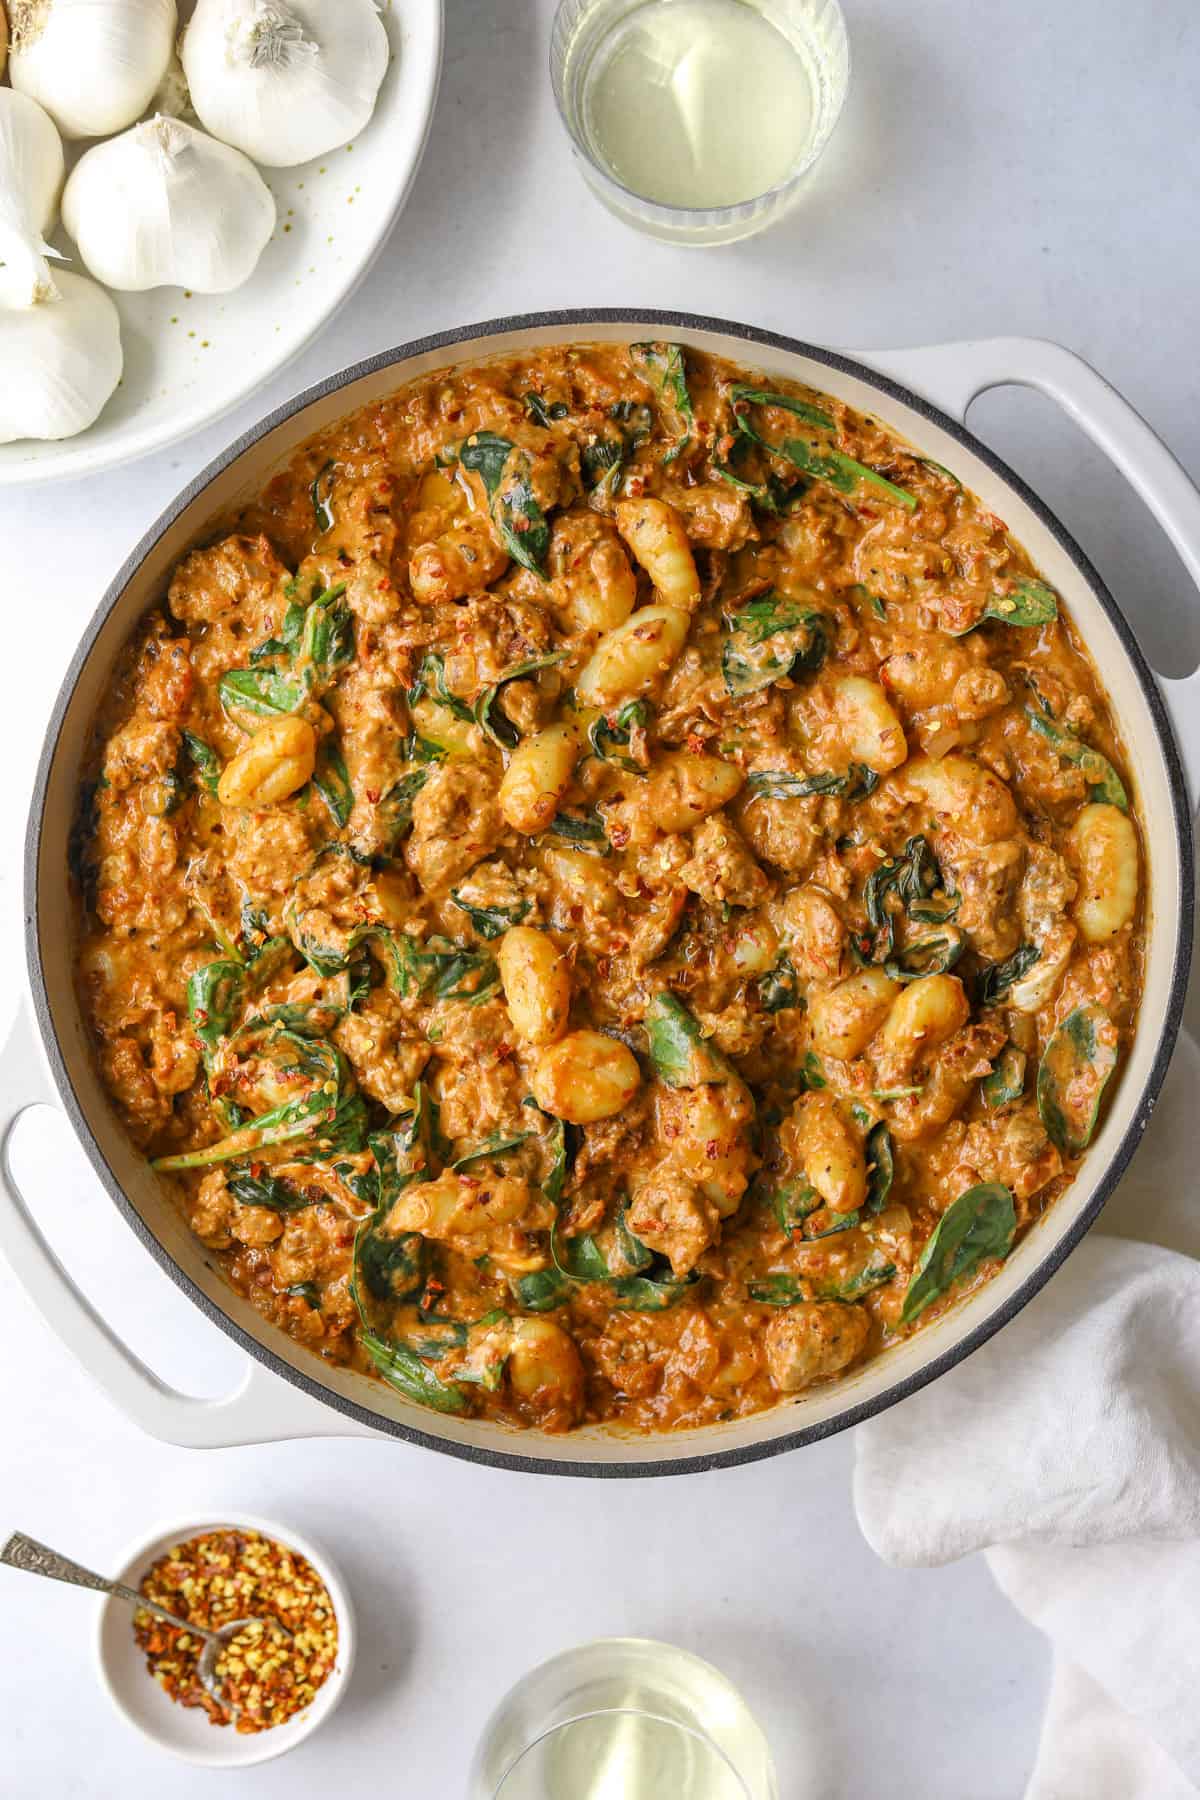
854,1031,1200,1798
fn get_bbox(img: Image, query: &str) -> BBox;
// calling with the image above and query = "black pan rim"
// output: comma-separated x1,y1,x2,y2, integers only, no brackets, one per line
24,307,1196,1477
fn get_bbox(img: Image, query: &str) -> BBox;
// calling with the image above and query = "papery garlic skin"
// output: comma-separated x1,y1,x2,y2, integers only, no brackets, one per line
63,117,277,295
9,0,177,141
0,270,123,444
182,0,389,168
0,88,65,308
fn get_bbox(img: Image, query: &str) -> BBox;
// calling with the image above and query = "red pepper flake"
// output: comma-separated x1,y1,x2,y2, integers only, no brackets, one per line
132,1528,337,1735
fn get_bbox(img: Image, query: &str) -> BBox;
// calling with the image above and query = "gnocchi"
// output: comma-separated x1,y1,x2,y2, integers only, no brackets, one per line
809,966,900,1061
1071,803,1139,942
499,720,584,835
217,715,315,810
901,753,1018,842
496,925,571,1045
575,604,691,707
532,1029,641,1123
615,496,701,610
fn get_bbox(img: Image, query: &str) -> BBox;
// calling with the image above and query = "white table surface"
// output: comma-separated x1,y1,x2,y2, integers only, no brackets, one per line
2,1,1199,1793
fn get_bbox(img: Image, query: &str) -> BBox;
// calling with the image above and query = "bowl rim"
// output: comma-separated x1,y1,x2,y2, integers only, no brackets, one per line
27,307,1196,1476
93,1510,356,1767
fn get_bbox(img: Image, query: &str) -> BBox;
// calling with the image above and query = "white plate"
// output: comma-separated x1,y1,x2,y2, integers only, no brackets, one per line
94,1513,356,1767
0,0,443,487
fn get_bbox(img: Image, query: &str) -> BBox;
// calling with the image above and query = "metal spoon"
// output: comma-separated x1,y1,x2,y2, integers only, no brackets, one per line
1,1530,289,1721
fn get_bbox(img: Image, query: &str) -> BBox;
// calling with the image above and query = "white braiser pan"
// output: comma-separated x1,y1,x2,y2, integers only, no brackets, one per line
4,313,1198,1475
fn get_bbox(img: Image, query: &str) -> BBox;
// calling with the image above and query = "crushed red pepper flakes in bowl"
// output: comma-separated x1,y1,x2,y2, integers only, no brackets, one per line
133,1528,338,1734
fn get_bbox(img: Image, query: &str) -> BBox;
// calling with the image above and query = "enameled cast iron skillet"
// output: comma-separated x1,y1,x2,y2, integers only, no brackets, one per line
6,312,1200,1475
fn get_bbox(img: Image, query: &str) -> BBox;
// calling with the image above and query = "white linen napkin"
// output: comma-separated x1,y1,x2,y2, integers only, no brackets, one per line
854,1031,1200,1798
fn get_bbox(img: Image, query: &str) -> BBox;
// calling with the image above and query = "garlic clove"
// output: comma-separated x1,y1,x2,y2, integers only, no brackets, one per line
0,269,124,444
62,116,277,295
182,0,389,169
0,88,65,309
9,0,178,141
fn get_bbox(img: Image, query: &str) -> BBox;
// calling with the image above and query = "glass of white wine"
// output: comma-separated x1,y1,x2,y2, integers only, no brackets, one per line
550,0,850,245
468,1638,779,1800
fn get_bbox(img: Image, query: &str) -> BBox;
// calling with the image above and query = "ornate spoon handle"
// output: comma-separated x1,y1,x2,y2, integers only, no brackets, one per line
1,1531,212,1637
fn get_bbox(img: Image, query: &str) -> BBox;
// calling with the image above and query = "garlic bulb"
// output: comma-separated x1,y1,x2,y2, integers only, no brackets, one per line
63,117,277,295
0,270,123,444
182,0,389,168
8,0,177,141
0,89,65,308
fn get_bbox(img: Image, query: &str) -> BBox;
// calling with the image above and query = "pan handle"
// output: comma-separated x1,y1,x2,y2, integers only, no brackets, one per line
0,1007,375,1447
852,337,1200,811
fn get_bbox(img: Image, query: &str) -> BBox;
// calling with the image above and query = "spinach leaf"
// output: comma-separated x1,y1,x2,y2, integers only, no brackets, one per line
864,1120,894,1214
310,460,337,534
377,770,429,847
418,943,501,1006
975,944,1040,1007
768,1179,819,1235
630,341,695,461
474,653,565,752
588,699,650,773
581,434,627,506
547,808,610,852
984,577,1058,627
862,835,955,959
900,1182,1016,1324
509,1268,571,1312
711,458,802,515
361,1331,467,1413
644,992,735,1087
218,665,303,721
151,1082,340,1172
721,593,829,697
1024,705,1128,809
611,1204,655,1276
728,385,918,511
459,430,550,575
182,731,221,795
747,764,877,801
523,392,569,428
816,1247,898,1301
609,1269,699,1311
851,583,887,620
449,889,531,939
749,1274,809,1305
802,1206,861,1240
408,650,475,724
759,957,801,1013
312,739,353,828
228,1170,311,1213
550,1220,612,1283
982,1044,1027,1108
451,1130,533,1170
356,1232,429,1308
187,959,244,1052
884,925,966,982
1037,1002,1119,1155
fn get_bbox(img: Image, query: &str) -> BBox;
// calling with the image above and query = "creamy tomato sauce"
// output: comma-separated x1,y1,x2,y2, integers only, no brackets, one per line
74,343,1144,1434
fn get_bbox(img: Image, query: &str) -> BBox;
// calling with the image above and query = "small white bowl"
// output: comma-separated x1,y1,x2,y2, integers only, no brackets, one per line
94,1513,355,1767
